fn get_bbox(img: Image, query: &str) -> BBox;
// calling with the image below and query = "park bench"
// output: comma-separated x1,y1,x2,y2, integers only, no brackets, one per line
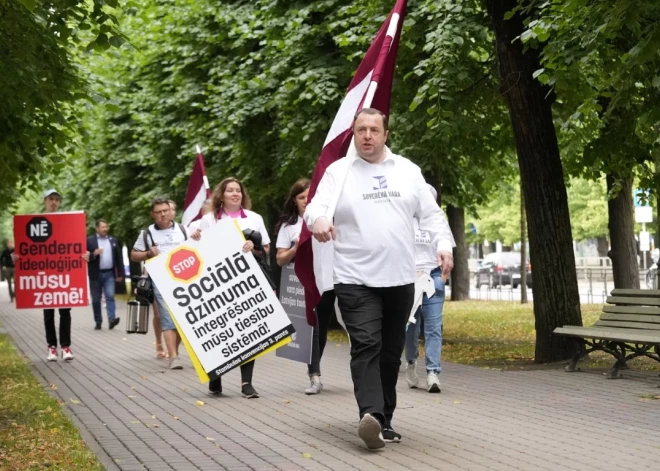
554,289,660,379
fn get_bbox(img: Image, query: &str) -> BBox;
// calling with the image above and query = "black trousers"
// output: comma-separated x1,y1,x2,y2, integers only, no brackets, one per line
44,308,72,347
308,290,336,376
334,283,414,426
209,360,254,388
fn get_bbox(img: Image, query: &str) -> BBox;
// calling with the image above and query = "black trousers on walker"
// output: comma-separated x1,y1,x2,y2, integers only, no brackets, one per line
334,283,414,426
44,308,72,347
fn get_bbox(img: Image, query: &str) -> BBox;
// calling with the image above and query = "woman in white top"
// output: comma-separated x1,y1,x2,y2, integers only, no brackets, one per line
405,184,446,393
198,177,270,398
275,178,336,395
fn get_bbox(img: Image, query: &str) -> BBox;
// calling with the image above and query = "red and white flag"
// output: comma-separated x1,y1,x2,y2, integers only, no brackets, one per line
182,145,211,226
295,0,408,324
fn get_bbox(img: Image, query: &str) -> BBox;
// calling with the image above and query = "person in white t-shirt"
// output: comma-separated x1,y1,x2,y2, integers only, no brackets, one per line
275,178,336,396
405,184,446,393
305,108,455,449
130,198,188,369
196,177,269,399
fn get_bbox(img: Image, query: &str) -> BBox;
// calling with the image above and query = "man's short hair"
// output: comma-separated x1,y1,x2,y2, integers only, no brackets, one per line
353,108,389,132
95,218,107,227
168,199,176,211
150,198,171,211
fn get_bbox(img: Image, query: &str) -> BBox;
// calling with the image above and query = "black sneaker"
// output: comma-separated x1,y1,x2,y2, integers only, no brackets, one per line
94,324,101,330
241,383,259,398
382,426,401,443
208,377,222,395
109,318,120,330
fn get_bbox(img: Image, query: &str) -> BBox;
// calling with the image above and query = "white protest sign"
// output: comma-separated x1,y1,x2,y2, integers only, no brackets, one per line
146,219,295,381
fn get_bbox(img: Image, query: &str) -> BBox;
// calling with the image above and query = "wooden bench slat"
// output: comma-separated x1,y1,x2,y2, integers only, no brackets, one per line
553,326,660,344
595,320,660,330
606,296,660,307
610,289,660,298
603,305,660,316
600,312,660,323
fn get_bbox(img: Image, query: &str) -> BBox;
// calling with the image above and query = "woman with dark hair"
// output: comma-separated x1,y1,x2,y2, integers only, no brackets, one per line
275,178,336,395
198,177,270,398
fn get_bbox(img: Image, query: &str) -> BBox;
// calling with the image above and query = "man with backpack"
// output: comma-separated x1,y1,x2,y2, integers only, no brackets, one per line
130,198,188,369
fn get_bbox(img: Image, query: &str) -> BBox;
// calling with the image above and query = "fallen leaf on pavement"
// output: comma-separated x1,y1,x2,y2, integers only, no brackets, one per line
69,399,80,405
196,400,205,406
302,453,311,458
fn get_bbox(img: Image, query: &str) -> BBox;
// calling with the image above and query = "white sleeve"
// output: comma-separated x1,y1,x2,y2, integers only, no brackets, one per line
133,231,146,252
276,225,291,249
303,166,337,230
198,215,212,232
257,214,271,245
414,172,455,254
187,220,200,232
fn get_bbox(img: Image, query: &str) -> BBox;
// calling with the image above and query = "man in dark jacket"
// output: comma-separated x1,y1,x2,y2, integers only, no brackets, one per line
1,240,15,302
87,219,124,329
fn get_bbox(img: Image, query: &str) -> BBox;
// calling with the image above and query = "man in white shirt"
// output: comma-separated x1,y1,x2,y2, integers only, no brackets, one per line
131,198,188,369
304,108,455,449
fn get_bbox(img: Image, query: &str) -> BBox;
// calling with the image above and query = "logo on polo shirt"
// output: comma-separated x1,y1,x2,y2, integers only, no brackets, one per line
373,176,388,190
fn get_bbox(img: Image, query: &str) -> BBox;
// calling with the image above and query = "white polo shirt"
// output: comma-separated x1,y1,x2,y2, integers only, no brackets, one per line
132,223,188,255
199,210,271,246
276,218,303,249
304,148,455,287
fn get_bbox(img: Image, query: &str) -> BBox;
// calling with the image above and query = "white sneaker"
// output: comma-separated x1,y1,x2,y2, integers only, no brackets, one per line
304,375,323,395
47,346,58,361
358,413,385,450
406,362,418,388
427,372,441,393
61,347,74,361
169,356,183,370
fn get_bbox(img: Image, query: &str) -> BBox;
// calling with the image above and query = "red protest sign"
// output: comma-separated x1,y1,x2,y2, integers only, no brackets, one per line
13,212,89,309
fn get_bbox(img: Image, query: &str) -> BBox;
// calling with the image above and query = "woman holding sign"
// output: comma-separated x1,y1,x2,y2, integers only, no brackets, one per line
275,178,335,395
197,177,270,399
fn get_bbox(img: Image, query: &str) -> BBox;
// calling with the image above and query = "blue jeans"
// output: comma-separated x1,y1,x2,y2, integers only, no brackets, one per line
405,269,445,373
153,285,175,331
91,270,116,326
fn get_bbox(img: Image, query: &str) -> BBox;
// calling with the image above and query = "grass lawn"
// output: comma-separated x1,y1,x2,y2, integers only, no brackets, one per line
328,301,660,371
0,333,103,471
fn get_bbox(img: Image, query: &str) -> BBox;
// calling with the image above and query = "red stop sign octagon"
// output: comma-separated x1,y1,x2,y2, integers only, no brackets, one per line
167,247,203,282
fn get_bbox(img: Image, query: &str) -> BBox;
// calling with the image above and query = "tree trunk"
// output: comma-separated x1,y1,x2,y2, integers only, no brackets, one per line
447,205,470,300
485,0,582,363
606,175,640,289
521,180,528,304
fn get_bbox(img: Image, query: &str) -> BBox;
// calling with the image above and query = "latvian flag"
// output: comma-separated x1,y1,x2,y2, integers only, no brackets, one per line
295,0,408,324
182,145,211,226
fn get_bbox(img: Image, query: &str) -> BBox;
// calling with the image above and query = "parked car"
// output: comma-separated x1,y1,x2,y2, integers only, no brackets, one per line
475,252,532,288
511,262,533,289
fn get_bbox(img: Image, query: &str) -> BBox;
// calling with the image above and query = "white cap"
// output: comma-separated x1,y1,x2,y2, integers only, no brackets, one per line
43,189,61,199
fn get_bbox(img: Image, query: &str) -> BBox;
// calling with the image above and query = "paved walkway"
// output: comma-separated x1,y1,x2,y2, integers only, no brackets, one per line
2,291,660,471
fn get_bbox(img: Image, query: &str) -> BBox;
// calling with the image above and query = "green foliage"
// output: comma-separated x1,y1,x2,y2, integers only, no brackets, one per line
469,177,609,244
0,0,127,211
567,178,608,241
393,0,517,210
60,0,517,245
521,0,660,191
